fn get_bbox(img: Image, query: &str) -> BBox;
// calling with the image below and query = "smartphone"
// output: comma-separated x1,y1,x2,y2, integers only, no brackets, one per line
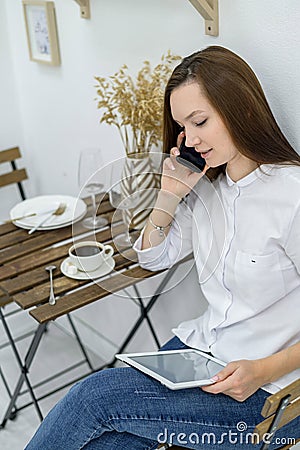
176,138,206,173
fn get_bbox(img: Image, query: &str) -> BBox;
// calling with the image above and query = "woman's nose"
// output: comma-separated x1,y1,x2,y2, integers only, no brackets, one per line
185,133,201,148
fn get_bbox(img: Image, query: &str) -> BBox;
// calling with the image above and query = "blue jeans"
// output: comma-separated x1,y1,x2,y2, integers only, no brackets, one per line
25,337,299,449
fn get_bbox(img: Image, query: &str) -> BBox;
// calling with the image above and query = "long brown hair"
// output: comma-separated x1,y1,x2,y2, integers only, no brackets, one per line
163,46,300,181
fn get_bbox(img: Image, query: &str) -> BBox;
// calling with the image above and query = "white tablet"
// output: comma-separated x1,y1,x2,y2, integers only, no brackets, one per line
116,349,226,390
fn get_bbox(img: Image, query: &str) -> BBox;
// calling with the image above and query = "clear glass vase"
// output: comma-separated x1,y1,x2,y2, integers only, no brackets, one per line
108,152,161,248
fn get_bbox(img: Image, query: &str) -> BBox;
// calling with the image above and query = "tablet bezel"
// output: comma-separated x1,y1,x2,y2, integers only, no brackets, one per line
116,349,226,390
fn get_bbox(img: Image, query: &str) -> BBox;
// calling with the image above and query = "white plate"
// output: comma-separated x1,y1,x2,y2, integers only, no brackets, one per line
10,195,87,230
13,210,87,231
60,256,115,280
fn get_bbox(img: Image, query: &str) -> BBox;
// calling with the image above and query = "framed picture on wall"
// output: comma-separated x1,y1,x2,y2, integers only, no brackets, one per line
22,0,60,66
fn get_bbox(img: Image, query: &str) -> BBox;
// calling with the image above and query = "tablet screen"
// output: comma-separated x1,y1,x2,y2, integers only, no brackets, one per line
129,351,224,383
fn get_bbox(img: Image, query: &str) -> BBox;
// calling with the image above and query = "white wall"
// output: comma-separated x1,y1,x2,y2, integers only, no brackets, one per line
0,0,27,214
2,0,300,358
4,0,299,200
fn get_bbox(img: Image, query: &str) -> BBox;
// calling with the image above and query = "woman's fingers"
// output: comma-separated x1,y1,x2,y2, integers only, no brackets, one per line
170,146,179,156
164,157,175,171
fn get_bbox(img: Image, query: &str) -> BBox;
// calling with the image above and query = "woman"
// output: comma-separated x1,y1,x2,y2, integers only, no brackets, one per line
26,46,300,449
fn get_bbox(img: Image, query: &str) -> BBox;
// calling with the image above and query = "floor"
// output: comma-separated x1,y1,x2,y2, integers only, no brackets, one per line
0,318,104,450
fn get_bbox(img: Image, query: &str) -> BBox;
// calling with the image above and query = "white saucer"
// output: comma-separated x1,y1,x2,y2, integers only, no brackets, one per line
60,256,115,280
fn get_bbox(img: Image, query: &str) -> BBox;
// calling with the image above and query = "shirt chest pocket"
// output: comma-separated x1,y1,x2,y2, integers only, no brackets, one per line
234,250,285,308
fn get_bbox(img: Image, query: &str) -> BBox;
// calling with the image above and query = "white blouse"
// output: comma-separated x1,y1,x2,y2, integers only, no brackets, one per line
134,164,300,393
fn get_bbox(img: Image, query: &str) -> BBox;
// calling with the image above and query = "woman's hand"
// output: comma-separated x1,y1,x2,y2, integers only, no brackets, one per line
202,359,266,402
161,134,209,199
141,134,209,250
203,342,300,402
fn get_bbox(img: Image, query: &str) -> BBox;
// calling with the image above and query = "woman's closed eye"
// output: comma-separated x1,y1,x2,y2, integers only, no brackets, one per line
195,119,207,127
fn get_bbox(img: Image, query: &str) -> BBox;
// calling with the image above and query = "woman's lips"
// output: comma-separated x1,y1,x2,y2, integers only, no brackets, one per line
200,148,213,158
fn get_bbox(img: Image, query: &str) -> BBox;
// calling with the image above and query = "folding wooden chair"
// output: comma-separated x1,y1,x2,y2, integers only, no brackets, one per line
157,378,300,450
0,146,28,417
0,146,93,424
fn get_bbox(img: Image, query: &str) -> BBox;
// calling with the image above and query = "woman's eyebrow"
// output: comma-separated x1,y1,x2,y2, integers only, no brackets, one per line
184,110,206,120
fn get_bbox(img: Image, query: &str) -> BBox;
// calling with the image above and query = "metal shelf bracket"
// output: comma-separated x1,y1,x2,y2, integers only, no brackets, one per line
73,0,90,19
188,0,219,36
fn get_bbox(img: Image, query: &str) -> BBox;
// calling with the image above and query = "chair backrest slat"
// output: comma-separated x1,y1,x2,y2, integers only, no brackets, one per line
0,169,28,188
0,147,28,195
0,147,21,164
261,378,300,417
254,397,300,440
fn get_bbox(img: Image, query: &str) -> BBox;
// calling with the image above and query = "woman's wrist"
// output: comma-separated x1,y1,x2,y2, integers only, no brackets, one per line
154,190,181,215
150,190,180,229
141,190,180,250
148,214,173,237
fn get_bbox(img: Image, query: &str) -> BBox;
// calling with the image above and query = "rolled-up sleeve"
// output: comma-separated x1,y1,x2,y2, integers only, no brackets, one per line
133,193,196,271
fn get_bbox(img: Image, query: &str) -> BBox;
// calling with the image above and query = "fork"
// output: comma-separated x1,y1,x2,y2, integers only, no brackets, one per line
28,203,67,235
4,207,63,224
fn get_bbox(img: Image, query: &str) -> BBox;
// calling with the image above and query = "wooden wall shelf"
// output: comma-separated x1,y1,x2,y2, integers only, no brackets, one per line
73,0,90,19
188,0,219,36
71,0,219,34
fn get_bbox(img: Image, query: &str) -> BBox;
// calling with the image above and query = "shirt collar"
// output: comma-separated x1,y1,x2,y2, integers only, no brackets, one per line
225,164,273,187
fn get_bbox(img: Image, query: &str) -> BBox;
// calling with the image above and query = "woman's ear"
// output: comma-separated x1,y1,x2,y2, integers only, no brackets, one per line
177,129,185,147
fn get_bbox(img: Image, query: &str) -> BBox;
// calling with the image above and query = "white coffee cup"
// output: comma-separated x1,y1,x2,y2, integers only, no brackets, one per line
68,241,114,273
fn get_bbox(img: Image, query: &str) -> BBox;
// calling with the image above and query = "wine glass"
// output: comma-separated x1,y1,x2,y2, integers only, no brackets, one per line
78,148,108,230
108,156,141,248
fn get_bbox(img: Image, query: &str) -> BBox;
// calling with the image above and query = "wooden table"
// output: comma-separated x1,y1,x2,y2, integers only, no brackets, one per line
0,196,184,427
